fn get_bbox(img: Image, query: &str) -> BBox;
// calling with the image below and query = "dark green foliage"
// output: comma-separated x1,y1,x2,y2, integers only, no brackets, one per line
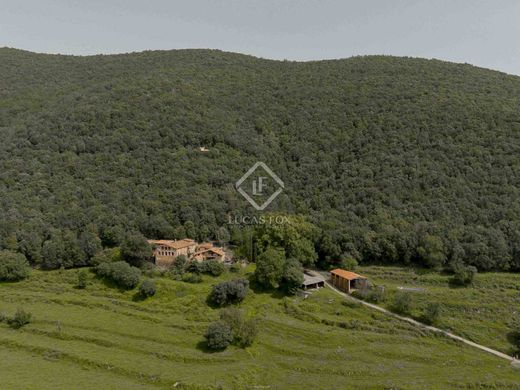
229,263,241,273
422,302,442,326
254,247,286,289
281,258,304,295
451,262,478,286
510,319,520,350
204,321,233,350
91,247,123,266
171,255,188,275
0,250,30,281
340,256,359,271
121,232,152,267
76,269,88,289
391,292,413,315
209,279,249,306
8,308,32,329
139,279,157,297
199,260,225,277
219,307,258,348
0,49,520,272
95,261,141,289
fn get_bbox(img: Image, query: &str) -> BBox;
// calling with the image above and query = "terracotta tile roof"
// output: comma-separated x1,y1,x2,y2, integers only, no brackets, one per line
147,239,196,249
330,269,366,280
194,247,225,257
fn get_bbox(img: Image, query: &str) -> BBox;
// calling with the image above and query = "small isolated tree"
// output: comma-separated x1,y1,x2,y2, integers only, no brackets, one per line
204,321,233,350
9,308,32,329
139,279,157,298
209,279,249,306
281,258,304,295
422,302,442,325
218,308,258,348
0,250,31,281
254,247,285,289
121,232,152,267
452,263,477,286
76,269,88,289
392,292,413,315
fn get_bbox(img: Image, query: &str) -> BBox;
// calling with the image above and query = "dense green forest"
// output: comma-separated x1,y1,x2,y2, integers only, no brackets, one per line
0,48,519,271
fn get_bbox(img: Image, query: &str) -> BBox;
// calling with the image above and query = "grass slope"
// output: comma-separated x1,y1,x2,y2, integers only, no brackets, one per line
357,265,520,355
0,267,519,389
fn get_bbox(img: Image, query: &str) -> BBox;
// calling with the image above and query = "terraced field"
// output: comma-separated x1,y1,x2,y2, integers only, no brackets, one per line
357,266,520,355
0,267,519,389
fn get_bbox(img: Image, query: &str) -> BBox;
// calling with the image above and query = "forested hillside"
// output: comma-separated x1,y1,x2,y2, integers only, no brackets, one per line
1,48,519,271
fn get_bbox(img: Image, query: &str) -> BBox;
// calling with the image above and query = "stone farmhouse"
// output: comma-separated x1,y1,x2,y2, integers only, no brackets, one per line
147,238,225,268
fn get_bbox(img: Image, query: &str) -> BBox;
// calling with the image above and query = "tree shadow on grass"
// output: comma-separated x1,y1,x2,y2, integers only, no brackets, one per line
195,340,226,354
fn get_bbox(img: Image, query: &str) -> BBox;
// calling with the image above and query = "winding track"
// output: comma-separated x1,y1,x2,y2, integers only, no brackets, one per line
324,281,520,368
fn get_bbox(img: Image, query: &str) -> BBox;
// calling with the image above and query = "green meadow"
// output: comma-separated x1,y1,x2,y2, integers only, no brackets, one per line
0,266,519,389
357,266,520,355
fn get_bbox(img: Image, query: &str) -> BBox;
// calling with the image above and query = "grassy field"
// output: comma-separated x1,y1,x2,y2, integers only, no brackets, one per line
0,266,519,389
357,266,520,356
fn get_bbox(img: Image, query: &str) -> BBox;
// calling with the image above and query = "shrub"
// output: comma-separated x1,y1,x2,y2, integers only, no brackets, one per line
0,251,31,281
229,263,241,273
182,272,202,283
209,279,249,306
139,280,157,297
200,260,225,276
204,321,233,350
340,256,358,271
234,318,258,347
452,264,477,286
186,261,202,274
76,269,88,289
171,255,188,275
218,307,258,348
422,302,442,325
95,261,141,289
391,292,413,315
9,308,32,329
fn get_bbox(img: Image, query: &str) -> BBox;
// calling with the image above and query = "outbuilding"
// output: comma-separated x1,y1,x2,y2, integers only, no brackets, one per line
330,269,368,293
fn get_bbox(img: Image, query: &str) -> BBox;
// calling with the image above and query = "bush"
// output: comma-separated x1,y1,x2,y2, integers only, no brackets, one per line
204,321,233,350
229,263,241,273
200,260,225,276
0,251,31,281
340,256,358,271
452,264,477,286
95,261,141,289
422,302,442,325
209,279,249,306
170,255,188,275
182,272,202,283
391,292,413,315
217,308,258,348
76,269,88,289
9,308,32,329
139,279,157,297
